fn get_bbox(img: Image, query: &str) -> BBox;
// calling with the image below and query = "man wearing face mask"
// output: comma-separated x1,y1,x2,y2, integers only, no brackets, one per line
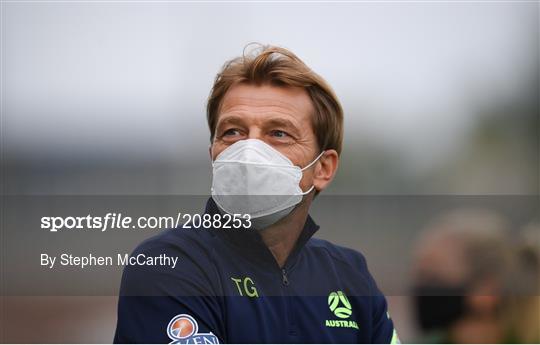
114,44,399,344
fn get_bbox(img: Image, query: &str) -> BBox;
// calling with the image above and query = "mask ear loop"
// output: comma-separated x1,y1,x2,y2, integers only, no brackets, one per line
300,185,316,195
301,151,325,171
300,151,325,195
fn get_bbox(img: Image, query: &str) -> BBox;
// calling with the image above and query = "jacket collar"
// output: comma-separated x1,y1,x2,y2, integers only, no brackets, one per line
205,197,320,269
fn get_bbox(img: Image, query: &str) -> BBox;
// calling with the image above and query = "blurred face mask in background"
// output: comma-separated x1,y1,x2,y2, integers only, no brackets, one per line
211,139,323,230
412,283,468,332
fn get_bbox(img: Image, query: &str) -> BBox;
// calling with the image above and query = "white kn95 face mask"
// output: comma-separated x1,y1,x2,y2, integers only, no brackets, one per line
211,139,324,230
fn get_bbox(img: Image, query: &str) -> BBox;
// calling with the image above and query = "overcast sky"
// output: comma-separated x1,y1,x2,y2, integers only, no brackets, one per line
3,1,538,166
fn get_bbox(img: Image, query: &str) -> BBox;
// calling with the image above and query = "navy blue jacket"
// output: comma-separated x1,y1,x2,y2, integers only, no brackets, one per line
114,198,398,344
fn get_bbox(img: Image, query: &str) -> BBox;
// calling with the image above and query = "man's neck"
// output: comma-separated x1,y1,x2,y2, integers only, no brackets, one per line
259,196,313,268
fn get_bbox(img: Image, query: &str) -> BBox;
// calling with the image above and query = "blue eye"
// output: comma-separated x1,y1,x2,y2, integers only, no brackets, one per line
271,130,288,138
223,129,240,136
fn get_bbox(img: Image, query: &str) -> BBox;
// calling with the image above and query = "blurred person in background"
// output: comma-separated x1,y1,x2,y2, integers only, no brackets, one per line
504,223,540,343
411,209,516,343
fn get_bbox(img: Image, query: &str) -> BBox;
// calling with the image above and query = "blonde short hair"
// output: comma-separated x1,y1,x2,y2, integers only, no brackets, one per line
207,44,344,154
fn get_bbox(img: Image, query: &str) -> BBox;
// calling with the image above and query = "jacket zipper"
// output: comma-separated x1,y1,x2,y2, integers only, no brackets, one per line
281,268,289,286
280,267,295,339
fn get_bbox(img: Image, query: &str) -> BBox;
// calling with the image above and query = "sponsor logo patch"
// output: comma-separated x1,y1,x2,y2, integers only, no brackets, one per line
167,314,219,344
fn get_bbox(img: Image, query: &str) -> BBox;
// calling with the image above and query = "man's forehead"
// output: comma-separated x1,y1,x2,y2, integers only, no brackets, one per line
219,83,313,116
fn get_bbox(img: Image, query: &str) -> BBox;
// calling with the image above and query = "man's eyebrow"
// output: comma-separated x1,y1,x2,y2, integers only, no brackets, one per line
215,115,246,130
263,117,301,135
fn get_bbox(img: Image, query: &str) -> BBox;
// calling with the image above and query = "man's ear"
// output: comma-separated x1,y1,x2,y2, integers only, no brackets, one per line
313,149,339,192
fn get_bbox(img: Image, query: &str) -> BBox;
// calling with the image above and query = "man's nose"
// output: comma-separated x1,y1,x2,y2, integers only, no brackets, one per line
246,127,264,141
